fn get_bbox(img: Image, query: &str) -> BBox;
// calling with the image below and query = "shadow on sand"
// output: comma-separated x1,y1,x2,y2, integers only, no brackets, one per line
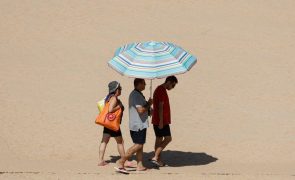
109,150,218,168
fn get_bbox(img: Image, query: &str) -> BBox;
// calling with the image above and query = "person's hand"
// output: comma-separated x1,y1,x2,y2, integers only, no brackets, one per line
158,121,163,129
148,108,153,116
147,98,153,106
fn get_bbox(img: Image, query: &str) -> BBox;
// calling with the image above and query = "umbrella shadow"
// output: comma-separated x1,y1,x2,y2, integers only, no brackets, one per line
108,150,218,168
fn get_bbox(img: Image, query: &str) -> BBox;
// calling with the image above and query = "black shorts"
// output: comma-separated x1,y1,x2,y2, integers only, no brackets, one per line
153,125,171,137
130,128,147,144
103,127,122,137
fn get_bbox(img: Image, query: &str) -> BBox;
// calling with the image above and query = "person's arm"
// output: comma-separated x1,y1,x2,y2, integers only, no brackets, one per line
136,98,153,115
136,106,148,114
108,97,120,113
158,101,164,129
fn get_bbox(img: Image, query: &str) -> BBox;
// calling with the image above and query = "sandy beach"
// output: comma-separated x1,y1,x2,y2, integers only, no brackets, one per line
1,0,294,179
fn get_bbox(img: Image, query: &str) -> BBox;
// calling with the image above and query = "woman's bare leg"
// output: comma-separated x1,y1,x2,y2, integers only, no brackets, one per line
98,133,111,166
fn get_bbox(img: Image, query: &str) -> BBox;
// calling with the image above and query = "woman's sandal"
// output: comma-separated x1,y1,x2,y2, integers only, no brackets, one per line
97,161,108,166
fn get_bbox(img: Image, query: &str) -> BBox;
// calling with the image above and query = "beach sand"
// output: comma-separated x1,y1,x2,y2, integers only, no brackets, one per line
0,0,294,179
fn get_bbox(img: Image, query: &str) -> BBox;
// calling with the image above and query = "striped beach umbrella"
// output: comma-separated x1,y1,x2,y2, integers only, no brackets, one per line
108,41,197,96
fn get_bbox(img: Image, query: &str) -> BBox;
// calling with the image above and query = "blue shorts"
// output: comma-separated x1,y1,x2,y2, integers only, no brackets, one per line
130,128,147,144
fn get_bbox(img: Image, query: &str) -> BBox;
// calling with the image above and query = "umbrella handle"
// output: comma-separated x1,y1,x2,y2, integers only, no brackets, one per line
150,79,153,98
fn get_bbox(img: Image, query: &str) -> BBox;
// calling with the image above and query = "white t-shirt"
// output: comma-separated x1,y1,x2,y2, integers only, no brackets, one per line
128,89,149,131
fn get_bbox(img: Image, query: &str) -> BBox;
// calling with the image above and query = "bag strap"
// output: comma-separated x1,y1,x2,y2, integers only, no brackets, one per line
105,95,120,114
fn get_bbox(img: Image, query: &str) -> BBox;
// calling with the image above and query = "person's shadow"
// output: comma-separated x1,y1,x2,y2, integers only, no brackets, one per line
109,150,218,168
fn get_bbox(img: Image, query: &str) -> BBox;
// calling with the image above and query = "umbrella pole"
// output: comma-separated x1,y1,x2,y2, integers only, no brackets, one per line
150,79,153,98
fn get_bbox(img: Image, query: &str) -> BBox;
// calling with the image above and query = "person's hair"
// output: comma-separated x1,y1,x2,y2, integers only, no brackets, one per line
134,78,145,87
165,76,178,84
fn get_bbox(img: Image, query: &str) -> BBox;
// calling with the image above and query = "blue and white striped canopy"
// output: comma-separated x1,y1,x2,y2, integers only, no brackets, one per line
108,41,197,79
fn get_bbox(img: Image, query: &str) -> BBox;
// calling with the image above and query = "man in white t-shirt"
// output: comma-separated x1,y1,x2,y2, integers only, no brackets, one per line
116,78,152,172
